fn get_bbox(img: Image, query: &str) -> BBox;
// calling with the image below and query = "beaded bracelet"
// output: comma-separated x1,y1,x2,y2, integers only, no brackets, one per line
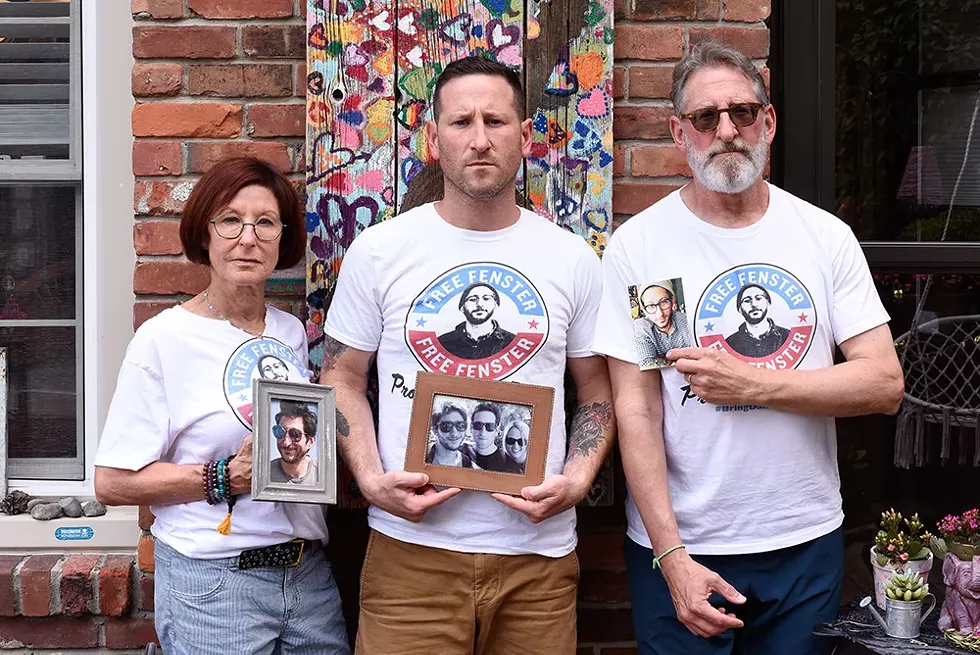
203,460,220,505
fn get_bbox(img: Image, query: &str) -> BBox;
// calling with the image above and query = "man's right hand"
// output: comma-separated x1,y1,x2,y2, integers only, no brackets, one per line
660,551,746,638
362,471,461,523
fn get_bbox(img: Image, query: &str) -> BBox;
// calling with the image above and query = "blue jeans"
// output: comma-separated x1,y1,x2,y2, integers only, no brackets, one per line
154,538,350,655
624,528,843,655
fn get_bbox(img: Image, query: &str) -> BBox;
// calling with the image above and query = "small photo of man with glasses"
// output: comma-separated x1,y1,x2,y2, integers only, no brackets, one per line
630,278,693,370
270,400,319,485
426,401,476,468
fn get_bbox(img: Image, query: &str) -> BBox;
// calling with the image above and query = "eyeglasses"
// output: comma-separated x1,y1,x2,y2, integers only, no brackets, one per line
680,102,764,133
273,425,305,442
643,298,673,314
210,215,284,241
438,421,467,433
471,421,497,432
505,437,526,446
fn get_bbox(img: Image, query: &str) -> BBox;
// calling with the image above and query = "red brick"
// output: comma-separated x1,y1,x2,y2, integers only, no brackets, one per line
577,607,635,643
133,141,182,176
134,180,195,216
614,26,683,62
723,0,770,22
139,575,155,611
612,144,626,178
59,555,100,616
19,555,60,618
613,105,672,139
134,302,177,329
138,505,156,531
578,569,631,603
689,26,770,59
611,66,625,99
697,0,721,18
132,0,183,19
295,63,306,97
105,617,160,650
133,102,242,138
131,63,182,97
133,26,237,59
613,182,680,215
631,144,691,178
247,104,305,137
630,66,673,100
187,141,293,173
0,617,98,648
633,0,697,19
98,556,134,617
134,261,210,296
613,0,629,19
188,64,293,97
135,221,183,256
242,25,306,59
0,557,21,617
189,0,292,18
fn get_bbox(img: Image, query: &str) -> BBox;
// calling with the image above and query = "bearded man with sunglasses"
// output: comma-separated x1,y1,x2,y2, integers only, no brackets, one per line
270,401,318,485
593,41,904,654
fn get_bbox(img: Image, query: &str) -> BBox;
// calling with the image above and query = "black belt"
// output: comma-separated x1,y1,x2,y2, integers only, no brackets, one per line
237,539,318,570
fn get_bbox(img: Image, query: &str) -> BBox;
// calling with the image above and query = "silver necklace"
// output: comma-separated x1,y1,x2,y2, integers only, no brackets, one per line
203,288,264,336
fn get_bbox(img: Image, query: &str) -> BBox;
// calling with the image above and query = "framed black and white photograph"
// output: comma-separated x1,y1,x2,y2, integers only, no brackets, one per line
251,378,337,504
0,347,6,498
628,277,694,370
405,372,554,495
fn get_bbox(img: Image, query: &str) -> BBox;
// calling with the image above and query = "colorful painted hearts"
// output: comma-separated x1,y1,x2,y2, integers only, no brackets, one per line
577,87,610,118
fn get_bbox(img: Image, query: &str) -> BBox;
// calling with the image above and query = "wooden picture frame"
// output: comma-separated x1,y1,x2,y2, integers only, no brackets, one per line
405,372,554,495
251,378,337,505
0,348,6,499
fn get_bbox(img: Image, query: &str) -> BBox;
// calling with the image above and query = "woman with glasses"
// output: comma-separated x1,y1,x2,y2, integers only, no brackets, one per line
501,420,530,475
427,402,475,468
93,157,350,655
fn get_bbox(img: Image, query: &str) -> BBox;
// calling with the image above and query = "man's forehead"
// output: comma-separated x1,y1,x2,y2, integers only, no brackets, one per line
438,75,518,114
642,286,669,300
473,409,495,418
683,66,758,109
466,286,495,297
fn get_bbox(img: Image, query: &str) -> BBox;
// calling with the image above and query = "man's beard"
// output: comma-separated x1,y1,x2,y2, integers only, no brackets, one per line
741,308,767,325
685,136,768,194
443,159,519,200
463,308,493,326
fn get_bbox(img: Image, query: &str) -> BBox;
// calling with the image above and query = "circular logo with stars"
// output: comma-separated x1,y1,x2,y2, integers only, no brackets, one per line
223,337,313,428
694,264,817,369
404,262,550,380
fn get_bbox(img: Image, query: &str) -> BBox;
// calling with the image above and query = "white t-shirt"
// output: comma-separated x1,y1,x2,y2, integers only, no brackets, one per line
592,184,889,555
325,203,601,557
95,306,328,559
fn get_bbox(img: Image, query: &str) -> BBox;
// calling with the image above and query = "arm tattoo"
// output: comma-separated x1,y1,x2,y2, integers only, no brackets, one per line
321,335,349,373
335,409,351,438
566,401,612,463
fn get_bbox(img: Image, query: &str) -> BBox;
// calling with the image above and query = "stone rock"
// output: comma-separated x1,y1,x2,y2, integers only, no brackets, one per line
30,503,64,521
26,498,47,511
58,497,83,518
81,500,107,517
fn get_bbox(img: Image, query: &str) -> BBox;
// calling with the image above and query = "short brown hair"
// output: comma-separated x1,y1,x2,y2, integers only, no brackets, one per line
179,157,304,270
670,40,769,115
432,55,525,121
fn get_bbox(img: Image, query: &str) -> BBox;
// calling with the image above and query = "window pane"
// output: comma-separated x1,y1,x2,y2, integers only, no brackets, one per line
0,185,76,320
0,326,78,461
836,1,980,242
0,0,72,161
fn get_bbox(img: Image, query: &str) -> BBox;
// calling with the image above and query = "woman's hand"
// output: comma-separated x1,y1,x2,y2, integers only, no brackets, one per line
228,435,253,495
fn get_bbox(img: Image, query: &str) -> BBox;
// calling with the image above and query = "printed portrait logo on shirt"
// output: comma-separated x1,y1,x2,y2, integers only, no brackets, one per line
694,263,817,370
404,263,550,380
223,337,314,428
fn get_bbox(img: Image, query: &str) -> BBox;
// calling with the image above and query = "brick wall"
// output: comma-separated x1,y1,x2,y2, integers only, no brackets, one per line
14,0,770,653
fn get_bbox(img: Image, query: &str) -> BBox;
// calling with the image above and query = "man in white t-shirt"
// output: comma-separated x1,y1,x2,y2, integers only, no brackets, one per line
320,56,615,655
592,41,904,655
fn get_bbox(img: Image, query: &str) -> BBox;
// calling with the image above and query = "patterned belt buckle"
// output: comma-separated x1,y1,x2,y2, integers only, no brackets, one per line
238,539,306,570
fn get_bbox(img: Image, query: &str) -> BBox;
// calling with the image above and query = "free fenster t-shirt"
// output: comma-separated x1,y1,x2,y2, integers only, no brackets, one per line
592,184,890,555
325,203,602,557
95,306,328,559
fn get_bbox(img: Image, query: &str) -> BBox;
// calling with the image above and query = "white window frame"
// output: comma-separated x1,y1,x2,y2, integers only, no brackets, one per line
6,0,134,499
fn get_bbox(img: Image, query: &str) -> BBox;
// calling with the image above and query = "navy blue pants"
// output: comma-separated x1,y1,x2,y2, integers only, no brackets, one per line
624,528,843,655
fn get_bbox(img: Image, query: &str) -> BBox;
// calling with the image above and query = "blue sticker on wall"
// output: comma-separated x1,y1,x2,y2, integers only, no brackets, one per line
55,526,94,541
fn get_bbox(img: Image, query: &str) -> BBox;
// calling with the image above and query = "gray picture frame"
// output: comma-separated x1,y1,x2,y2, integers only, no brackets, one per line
251,378,337,505
0,348,6,499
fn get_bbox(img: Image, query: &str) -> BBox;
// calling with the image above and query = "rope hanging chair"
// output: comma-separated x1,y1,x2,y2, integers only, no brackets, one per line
892,91,980,469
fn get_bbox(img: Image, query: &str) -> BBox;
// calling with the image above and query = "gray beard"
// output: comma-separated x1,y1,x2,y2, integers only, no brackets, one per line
686,137,768,194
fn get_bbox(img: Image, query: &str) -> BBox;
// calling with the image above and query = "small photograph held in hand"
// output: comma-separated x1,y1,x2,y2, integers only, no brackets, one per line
269,399,319,486
426,394,532,475
628,278,694,370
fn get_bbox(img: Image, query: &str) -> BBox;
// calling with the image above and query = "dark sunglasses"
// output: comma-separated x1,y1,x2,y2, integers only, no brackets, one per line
506,437,526,446
471,421,497,432
438,421,467,433
273,425,305,442
680,102,764,133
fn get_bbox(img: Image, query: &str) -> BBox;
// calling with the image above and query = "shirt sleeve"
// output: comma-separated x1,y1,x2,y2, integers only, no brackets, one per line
829,224,890,344
566,243,603,358
591,235,642,364
323,231,383,352
95,355,172,471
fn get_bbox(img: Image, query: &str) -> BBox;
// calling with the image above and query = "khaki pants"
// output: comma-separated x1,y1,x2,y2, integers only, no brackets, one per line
355,530,579,655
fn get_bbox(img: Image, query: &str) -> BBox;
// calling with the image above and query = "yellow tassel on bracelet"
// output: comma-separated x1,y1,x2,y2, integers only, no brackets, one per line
217,512,232,535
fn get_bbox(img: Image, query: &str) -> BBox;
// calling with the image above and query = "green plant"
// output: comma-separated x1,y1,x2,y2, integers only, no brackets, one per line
874,508,933,567
884,570,929,602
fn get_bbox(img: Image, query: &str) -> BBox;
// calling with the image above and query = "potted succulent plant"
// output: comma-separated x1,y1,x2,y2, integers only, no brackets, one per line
933,508,980,651
863,571,936,639
870,508,934,609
